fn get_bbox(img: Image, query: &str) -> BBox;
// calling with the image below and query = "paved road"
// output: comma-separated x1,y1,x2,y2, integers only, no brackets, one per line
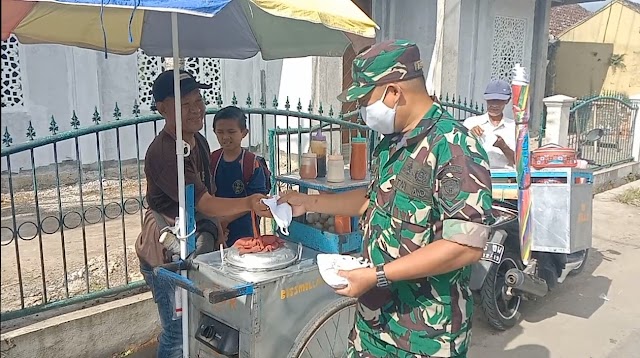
130,181,640,358
471,180,640,358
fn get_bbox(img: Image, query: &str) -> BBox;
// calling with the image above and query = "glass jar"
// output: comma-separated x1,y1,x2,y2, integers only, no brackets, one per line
310,130,327,178
350,135,367,180
326,154,345,183
300,153,318,179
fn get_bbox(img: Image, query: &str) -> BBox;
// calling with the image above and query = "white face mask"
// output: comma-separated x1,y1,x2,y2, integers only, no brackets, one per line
360,87,397,135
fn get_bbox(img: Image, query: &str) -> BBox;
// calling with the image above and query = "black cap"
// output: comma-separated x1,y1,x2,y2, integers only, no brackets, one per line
152,69,212,102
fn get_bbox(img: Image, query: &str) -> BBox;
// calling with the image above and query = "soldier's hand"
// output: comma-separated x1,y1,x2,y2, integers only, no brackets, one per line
470,125,484,137
248,194,271,218
277,191,309,217
334,267,377,298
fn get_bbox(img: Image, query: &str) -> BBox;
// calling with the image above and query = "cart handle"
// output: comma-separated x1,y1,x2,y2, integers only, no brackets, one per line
153,264,254,304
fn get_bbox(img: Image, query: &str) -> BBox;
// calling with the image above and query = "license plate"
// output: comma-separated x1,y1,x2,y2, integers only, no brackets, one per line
482,242,504,264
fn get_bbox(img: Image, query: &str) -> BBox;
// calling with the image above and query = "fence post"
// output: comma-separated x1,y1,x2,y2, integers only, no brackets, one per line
630,94,640,162
542,94,575,147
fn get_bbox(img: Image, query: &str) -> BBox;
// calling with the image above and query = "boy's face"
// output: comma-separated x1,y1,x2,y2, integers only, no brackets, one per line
214,119,248,151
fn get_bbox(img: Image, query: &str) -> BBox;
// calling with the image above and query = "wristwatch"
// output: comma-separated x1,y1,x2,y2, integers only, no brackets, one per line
375,265,390,288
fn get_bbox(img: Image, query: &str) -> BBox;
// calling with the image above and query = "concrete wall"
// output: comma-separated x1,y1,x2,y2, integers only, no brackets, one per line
372,0,437,82
552,41,614,97
0,293,159,358
1,41,343,171
559,1,640,96
1,45,148,173
372,0,544,128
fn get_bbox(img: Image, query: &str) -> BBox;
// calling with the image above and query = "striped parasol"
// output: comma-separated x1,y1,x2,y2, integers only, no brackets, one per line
1,1,378,355
1,0,378,59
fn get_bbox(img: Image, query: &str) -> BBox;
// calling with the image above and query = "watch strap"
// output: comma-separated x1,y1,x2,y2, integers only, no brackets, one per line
376,265,390,287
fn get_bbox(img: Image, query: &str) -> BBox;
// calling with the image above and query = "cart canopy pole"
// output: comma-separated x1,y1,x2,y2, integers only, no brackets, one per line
169,11,190,357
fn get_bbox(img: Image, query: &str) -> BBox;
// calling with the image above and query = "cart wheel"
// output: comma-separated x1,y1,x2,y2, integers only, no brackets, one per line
479,248,523,331
568,249,589,276
287,297,357,358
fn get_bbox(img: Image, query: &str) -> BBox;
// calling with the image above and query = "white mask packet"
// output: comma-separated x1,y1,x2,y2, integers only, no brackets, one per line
261,196,293,236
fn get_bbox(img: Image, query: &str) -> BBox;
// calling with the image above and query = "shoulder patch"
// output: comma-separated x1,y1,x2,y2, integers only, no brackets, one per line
438,164,464,215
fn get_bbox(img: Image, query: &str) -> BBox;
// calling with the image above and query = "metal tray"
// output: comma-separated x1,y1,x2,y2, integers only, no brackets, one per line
224,241,302,272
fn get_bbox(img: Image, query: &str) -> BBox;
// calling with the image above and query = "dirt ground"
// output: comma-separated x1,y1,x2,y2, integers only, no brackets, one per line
470,180,640,358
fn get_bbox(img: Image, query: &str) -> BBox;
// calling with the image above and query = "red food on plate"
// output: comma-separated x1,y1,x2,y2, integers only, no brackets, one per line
233,235,285,254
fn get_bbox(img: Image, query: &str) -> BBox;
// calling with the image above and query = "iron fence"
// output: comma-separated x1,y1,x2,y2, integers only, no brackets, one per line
568,92,638,168
0,93,479,322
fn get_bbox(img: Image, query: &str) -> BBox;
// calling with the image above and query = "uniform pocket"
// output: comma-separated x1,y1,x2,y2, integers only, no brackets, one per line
390,191,435,254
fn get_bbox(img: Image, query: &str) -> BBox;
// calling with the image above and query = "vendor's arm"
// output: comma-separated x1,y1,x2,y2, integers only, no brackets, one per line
197,194,266,219
153,157,268,218
278,188,369,217
383,142,494,282
494,136,516,167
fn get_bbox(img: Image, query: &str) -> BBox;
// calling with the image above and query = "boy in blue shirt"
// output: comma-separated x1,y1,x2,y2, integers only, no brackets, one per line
211,106,271,246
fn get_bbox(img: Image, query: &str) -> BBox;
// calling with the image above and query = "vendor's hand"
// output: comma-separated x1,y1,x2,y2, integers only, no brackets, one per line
215,236,227,249
334,267,377,298
277,190,310,217
493,135,507,149
216,224,228,249
248,194,271,218
470,125,484,137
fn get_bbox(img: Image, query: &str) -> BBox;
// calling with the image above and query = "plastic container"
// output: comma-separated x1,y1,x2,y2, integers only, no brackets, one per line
531,144,577,169
334,216,352,234
326,154,346,183
300,153,318,179
350,134,367,180
310,130,327,178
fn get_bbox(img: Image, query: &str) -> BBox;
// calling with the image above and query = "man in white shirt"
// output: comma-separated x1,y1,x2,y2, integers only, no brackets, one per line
463,80,516,169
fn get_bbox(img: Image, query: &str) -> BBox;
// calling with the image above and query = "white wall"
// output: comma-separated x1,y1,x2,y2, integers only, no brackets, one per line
372,0,541,123
372,0,437,88
1,42,343,172
1,44,150,173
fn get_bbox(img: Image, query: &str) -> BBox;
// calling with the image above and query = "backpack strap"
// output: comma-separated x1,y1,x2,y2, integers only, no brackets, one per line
241,149,258,186
209,148,224,192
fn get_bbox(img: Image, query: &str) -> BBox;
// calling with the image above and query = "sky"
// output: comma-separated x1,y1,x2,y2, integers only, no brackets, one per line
581,0,640,11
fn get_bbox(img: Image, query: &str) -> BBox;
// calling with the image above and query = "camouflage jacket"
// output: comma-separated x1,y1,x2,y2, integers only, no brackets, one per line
354,104,493,357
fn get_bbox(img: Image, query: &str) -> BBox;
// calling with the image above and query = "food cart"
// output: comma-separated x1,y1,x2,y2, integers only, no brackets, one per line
157,170,368,358
470,166,594,330
153,113,372,357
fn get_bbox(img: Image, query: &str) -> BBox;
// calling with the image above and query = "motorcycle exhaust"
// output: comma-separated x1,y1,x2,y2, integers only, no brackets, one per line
505,268,549,297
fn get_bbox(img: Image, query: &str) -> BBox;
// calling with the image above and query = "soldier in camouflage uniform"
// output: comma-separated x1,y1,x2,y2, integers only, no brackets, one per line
279,40,494,358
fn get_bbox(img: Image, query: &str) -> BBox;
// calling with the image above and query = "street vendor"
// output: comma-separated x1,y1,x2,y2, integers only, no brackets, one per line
135,70,269,358
463,79,516,169
278,40,494,358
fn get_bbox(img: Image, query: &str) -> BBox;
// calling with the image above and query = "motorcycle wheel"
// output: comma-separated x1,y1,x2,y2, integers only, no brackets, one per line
568,249,589,276
479,248,523,331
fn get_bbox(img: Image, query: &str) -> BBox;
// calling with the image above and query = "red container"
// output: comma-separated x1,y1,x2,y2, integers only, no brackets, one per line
531,144,577,169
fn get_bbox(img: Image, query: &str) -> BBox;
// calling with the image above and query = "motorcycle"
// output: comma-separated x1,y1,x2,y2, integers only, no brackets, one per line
470,128,602,331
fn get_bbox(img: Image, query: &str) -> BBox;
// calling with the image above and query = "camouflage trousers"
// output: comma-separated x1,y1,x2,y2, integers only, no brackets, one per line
346,325,467,358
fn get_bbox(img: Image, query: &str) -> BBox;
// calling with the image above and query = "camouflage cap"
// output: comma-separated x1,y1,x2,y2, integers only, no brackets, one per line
337,39,424,103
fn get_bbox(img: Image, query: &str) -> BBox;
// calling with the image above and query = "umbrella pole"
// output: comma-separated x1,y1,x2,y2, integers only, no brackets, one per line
170,11,190,358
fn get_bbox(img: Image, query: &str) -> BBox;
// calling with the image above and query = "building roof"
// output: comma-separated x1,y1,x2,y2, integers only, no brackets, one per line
552,0,640,38
620,0,640,13
549,4,592,37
